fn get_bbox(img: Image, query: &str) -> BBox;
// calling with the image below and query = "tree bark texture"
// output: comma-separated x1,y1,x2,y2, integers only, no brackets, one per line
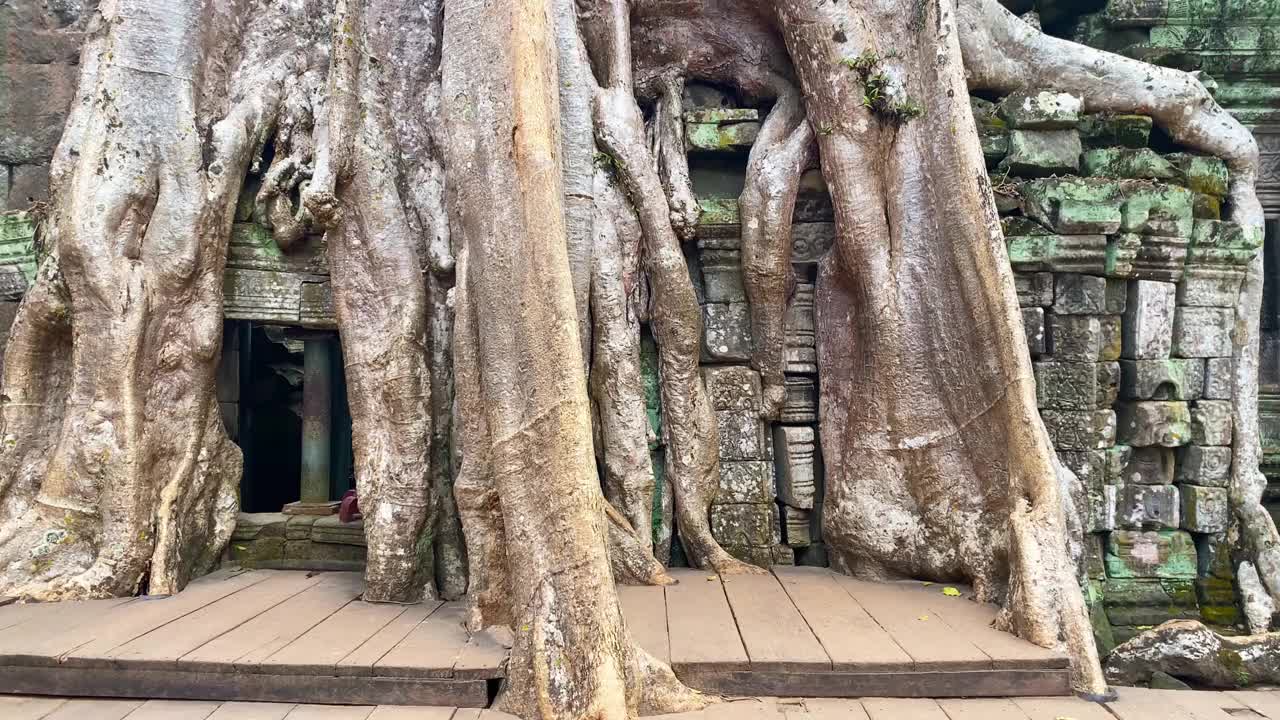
0,0,1272,715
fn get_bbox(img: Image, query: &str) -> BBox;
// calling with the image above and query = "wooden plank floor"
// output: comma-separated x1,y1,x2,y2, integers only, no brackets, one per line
6,689,1280,720
0,566,1070,706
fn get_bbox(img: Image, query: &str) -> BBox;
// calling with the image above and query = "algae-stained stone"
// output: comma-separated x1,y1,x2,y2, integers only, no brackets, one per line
1166,153,1229,197
1115,401,1191,447
685,119,761,151
703,366,762,411
1049,314,1121,362
710,503,776,548
1193,192,1221,220
1078,113,1152,149
230,536,287,567
702,302,751,361
284,539,367,566
1035,361,1103,410
1129,234,1189,282
718,461,774,504
1103,578,1199,626
1081,148,1176,180
1042,409,1116,450
1119,358,1204,401
1106,445,1133,485
1197,576,1241,626
1190,400,1233,446
1105,530,1198,579
1180,485,1229,533
1203,357,1233,400
1005,234,1108,273
1022,307,1046,356
1171,307,1233,358
774,425,818,509
1117,447,1176,485
1003,129,1082,177
997,90,1083,129
1122,280,1176,359
1086,538,1107,580
1020,177,1125,235
716,410,770,461
1106,233,1141,277
1014,271,1055,307
1176,445,1232,487
311,516,366,546
971,97,1009,165
1119,183,1194,238
1097,361,1120,407
1054,274,1125,315
1088,485,1118,532
1113,483,1181,530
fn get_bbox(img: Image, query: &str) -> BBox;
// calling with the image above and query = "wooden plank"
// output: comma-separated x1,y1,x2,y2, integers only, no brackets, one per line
258,600,409,675
337,603,439,677
1011,697,1115,720
0,695,68,720
720,571,828,672
926,595,1067,670
1227,690,1280,719
862,699,949,720
617,584,669,664
675,668,1071,699
123,699,221,719
205,702,296,720
664,568,748,672
375,603,469,678
54,571,275,666
178,573,364,673
1104,687,1203,720
0,599,66,632
282,706,373,719
105,572,327,668
774,566,912,671
1163,689,1250,720
0,598,136,664
834,577,992,671
799,698,871,720
0,665,488,708
365,707,455,720
936,698,1030,720
44,699,144,720
452,628,509,679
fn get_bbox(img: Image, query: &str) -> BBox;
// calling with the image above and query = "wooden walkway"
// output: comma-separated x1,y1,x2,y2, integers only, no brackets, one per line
0,566,1070,707
7,690,1280,720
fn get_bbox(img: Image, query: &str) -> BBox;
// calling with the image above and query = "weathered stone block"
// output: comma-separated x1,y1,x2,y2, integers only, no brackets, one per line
685,115,761,151
1048,314,1121,362
1021,178,1124,237
791,223,834,265
1022,307,1046,356
710,503,775,547
312,516,366,546
0,63,79,164
702,303,751,361
286,515,319,540
785,282,817,374
1203,357,1233,400
1116,447,1176,485
1054,274,1125,315
1058,449,1107,491
1176,445,1232,487
1014,272,1054,307
1003,129,1083,176
1119,358,1204,401
703,366,761,411
782,506,812,547
1195,532,1235,581
1166,153,1229,197
997,90,1082,129
232,512,288,542
1097,361,1120,408
1171,307,1233,358
1176,272,1244,308
716,410,770,461
1121,280,1176,359
1119,184,1194,238
1103,579,1199,626
1115,401,1191,447
700,248,746,303
284,539,367,567
1105,233,1141,278
774,426,817,509
1042,409,1116,450
1180,485,1229,533
1082,148,1176,180
717,461,774,504
1088,485,1118,532
1105,530,1198,579
781,376,817,424
1129,234,1189,283
1190,400,1233,446
1006,234,1108,273
1197,576,1241,626
1035,361,1103,410
1114,483,1180,529
1078,113,1152,149
1106,445,1133,485
230,536,286,567
6,163,49,210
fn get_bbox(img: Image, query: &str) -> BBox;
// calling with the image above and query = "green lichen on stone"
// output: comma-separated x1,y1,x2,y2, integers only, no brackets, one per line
1081,147,1177,180
697,197,739,226
1105,529,1199,579
1001,129,1082,177
1078,113,1153,149
0,211,39,285
685,119,761,151
1165,153,1230,196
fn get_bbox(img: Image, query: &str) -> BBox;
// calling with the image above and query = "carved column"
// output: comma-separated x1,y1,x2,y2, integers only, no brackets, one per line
301,335,333,505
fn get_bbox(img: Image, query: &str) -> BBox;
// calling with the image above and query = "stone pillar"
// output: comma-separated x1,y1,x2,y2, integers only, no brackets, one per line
301,336,333,505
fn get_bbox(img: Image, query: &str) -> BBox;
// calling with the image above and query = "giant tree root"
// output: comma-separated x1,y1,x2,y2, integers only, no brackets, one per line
1106,621,1280,688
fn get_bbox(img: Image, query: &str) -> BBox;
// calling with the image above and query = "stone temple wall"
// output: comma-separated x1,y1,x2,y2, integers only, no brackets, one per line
678,88,1259,649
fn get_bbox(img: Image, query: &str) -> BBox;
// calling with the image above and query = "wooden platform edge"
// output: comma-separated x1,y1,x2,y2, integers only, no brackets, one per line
0,664,490,708
676,668,1073,699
